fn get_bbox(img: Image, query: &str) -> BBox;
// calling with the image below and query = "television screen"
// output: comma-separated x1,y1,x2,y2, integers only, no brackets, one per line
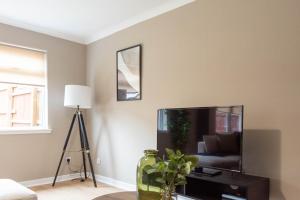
157,106,243,172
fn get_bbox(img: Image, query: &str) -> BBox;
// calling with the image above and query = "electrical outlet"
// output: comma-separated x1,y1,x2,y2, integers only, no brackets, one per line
96,157,100,165
66,156,71,163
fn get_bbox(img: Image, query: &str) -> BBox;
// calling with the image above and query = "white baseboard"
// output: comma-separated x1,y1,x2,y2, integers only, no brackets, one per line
19,173,136,192
20,173,81,187
95,174,136,191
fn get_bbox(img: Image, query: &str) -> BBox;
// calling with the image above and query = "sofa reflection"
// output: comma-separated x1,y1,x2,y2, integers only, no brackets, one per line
194,133,241,171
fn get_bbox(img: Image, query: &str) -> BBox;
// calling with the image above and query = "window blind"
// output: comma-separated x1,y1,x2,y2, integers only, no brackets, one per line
0,44,46,86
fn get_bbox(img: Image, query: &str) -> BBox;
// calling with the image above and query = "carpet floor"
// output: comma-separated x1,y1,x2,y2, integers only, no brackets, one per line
30,179,123,200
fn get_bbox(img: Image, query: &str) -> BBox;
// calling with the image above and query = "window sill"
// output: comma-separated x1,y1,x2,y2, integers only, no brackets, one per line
0,128,52,135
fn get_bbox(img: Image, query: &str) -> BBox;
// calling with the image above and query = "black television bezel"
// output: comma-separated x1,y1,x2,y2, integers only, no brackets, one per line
156,105,244,174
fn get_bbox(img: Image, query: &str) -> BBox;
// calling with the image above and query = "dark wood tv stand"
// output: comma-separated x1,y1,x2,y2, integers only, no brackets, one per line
177,171,269,200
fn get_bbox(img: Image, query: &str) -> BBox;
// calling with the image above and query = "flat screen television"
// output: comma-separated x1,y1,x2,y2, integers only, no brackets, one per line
157,105,243,173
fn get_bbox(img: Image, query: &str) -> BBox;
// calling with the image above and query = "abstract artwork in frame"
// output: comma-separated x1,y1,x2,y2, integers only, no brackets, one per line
117,44,142,101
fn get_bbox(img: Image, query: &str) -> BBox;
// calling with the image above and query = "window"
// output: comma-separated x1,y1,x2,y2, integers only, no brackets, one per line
0,43,48,133
158,109,168,132
215,108,242,133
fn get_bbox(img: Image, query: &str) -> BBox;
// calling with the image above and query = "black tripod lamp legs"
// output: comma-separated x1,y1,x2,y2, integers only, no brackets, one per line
78,114,88,179
78,113,97,187
52,150,66,187
52,113,77,187
87,151,97,187
53,111,98,188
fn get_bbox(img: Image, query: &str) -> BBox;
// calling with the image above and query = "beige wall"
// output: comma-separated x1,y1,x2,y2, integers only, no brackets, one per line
0,23,86,181
87,0,300,199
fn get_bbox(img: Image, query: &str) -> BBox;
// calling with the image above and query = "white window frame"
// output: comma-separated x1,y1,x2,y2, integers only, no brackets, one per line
158,109,168,132
0,42,51,135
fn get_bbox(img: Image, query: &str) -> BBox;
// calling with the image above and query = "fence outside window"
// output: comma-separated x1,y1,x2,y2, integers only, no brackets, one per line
0,43,47,130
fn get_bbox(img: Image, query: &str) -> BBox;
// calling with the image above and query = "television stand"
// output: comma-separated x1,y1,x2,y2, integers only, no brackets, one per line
194,168,222,177
177,171,269,200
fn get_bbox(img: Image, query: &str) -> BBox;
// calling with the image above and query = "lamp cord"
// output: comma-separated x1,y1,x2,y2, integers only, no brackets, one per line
66,150,91,181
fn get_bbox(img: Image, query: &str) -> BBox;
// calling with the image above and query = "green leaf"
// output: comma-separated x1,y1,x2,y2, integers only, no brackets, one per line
147,148,198,192
155,177,166,184
177,174,185,179
184,162,191,174
184,155,199,169
175,180,187,186
146,168,157,174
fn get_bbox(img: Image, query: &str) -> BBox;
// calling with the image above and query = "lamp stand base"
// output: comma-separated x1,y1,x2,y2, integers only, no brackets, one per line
52,108,97,187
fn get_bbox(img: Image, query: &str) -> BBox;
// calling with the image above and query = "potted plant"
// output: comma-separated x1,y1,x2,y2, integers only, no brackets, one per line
146,149,198,200
167,110,191,152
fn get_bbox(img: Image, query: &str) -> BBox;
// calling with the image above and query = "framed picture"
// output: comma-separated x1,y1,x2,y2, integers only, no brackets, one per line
116,44,142,101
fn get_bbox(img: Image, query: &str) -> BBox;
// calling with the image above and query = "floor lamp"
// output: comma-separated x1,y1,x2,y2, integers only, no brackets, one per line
52,85,97,187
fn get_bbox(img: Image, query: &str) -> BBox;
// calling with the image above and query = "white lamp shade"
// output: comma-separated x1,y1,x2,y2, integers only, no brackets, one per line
64,85,92,109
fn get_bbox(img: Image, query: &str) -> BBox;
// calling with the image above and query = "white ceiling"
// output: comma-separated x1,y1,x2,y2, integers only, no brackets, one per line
0,0,194,44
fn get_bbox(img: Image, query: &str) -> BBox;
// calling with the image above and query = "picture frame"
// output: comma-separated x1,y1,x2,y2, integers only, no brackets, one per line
116,44,142,101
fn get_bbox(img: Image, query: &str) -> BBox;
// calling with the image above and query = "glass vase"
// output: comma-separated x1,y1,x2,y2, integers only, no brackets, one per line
137,149,161,200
